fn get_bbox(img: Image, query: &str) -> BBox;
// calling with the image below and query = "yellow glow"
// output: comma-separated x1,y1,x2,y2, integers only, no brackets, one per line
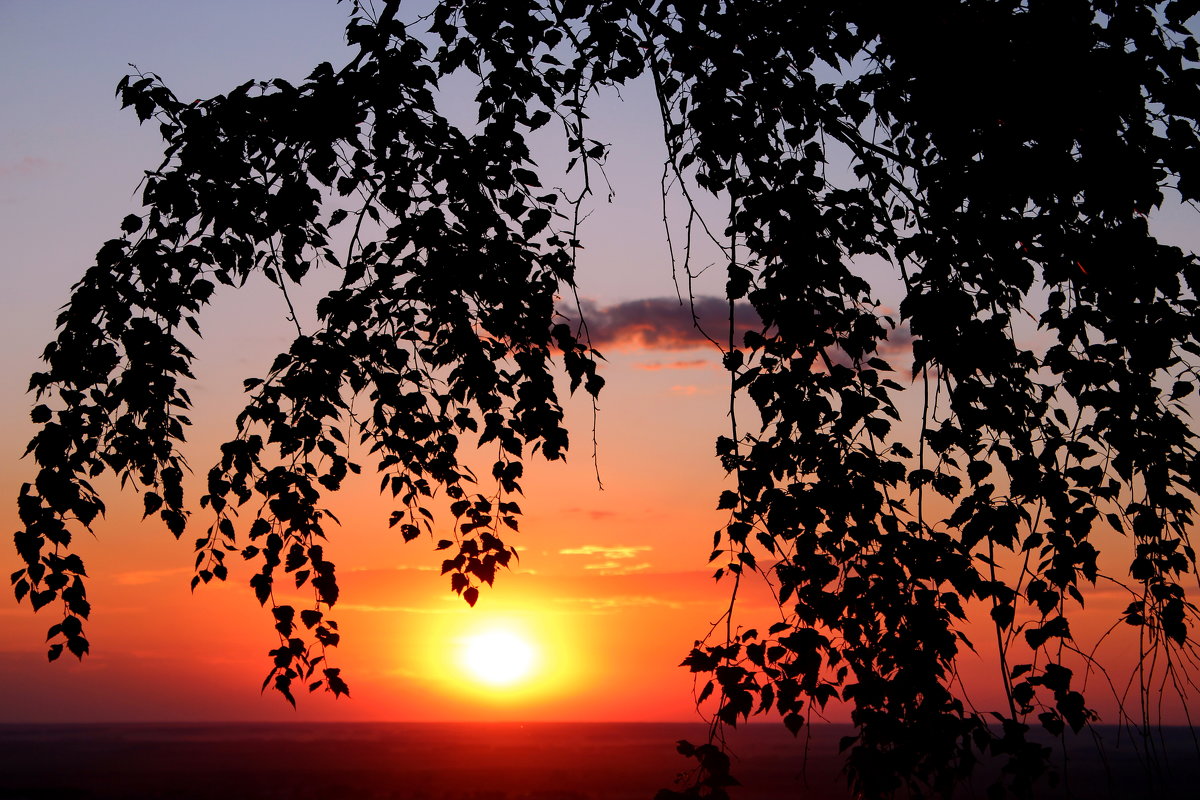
408,599,587,713
460,629,537,686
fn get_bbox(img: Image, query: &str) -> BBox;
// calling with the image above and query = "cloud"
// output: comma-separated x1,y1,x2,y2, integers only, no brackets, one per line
863,318,914,357
562,507,618,521
558,295,913,361
0,156,50,180
584,561,652,575
114,567,190,586
552,595,685,611
345,564,437,573
334,603,455,614
634,359,713,371
560,545,654,575
670,385,713,396
559,545,652,560
561,296,758,352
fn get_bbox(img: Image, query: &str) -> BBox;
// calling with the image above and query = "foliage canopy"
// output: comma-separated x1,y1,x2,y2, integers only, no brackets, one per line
14,0,1200,796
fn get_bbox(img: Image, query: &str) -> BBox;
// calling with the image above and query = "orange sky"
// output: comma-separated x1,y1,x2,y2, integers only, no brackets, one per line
0,0,747,724
0,333,743,722
1,1,1195,727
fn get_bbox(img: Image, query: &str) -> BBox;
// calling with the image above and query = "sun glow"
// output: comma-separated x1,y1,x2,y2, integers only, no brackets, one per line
413,600,586,712
460,629,538,686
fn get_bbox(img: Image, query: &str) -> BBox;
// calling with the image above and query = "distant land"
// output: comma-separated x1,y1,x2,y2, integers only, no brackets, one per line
0,722,1196,799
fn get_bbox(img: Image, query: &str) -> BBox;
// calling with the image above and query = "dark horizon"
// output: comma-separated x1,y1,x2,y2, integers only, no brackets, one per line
2,721,1196,800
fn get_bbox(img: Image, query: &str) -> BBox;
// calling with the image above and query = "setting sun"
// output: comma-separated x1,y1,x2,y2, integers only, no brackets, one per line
460,630,537,686
415,605,589,710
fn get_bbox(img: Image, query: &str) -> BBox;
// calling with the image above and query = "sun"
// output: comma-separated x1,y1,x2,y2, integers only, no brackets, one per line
459,629,538,686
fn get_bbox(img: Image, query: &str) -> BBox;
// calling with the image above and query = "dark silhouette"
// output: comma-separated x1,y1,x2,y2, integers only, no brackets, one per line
14,1,1200,797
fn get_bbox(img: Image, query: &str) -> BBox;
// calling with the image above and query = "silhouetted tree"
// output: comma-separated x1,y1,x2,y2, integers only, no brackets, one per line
14,1,1200,797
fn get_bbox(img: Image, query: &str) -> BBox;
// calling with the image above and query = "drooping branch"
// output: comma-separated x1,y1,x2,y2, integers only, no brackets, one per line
14,2,1200,797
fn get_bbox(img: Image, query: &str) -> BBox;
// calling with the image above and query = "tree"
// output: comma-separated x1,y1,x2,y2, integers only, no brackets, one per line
13,0,1200,796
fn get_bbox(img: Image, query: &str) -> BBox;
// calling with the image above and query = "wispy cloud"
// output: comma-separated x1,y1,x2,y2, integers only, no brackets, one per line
562,508,618,522
559,545,652,560
670,384,713,396
552,595,685,611
634,359,714,371
0,156,50,180
584,561,652,575
345,564,438,573
114,567,190,586
560,544,654,575
334,603,456,614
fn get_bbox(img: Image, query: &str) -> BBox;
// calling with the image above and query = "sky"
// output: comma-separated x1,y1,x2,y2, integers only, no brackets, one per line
0,1,1195,727
0,0,749,723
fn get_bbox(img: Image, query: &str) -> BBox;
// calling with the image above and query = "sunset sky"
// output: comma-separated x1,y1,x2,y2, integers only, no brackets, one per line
1,1,1194,726
0,0,754,723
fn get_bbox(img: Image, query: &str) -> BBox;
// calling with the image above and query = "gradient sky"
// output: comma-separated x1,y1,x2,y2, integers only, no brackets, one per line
1,1,1194,726
0,0,748,723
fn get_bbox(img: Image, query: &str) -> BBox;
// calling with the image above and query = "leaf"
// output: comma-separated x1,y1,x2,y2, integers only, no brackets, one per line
512,168,541,187
142,492,163,518
66,635,89,659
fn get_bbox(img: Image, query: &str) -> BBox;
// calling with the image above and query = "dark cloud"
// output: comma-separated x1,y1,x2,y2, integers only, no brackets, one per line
869,324,914,356
560,296,759,352
559,295,913,360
